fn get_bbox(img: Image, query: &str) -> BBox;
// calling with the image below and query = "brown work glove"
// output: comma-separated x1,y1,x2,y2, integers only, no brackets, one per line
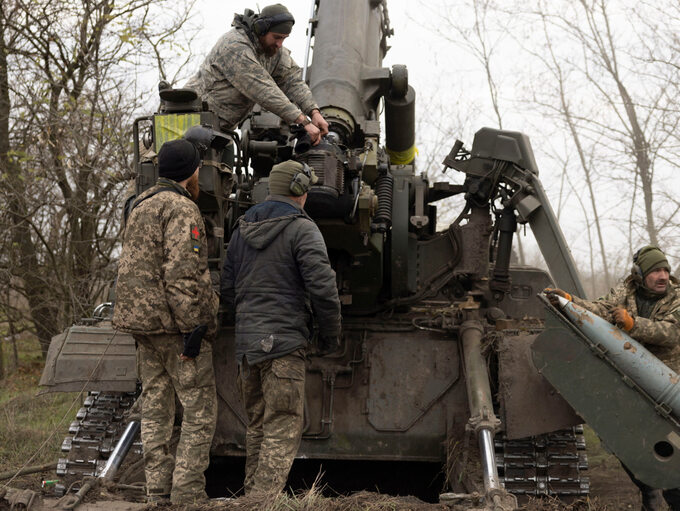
611,307,634,332
543,288,572,307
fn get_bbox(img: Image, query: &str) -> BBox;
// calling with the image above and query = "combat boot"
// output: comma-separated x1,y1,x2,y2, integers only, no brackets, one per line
145,493,170,504
662,488,680,511
641,488,667,511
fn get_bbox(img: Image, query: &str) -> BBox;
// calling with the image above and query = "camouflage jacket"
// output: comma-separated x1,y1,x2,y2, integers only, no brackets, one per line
220,195,341,366
113,179,218,336
185,24,318,130
573,276,680,372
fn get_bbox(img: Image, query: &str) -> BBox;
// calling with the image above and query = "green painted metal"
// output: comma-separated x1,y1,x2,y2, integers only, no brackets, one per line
533,306,680,489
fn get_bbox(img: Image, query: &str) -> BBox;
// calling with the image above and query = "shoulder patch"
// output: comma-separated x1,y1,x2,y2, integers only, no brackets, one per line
191,225,200,240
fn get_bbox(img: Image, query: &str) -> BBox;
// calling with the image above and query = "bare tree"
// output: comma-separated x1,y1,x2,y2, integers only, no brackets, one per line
527,0,680,250
0,0,197,356
514,4,612,290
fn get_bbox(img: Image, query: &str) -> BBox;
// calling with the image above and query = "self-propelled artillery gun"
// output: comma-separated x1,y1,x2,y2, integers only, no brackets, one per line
39,0,593,508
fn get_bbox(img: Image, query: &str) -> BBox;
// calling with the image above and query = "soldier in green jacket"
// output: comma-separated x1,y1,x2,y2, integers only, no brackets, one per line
113,139,218,504
186,4,328,145
546,245,680,511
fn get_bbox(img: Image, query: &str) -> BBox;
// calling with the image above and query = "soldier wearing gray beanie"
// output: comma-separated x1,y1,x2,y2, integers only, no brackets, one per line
256,4,295,35
185,3,329,146
221,158,340,495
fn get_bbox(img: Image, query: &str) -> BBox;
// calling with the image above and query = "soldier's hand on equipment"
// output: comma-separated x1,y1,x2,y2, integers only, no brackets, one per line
543,287,572,307
611,307,635,332
317,335,340,357
304,122,322,146
310,110,329,138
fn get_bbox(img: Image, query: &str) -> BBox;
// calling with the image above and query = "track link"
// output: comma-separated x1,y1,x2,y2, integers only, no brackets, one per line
56,391,141,491
496,426,589,497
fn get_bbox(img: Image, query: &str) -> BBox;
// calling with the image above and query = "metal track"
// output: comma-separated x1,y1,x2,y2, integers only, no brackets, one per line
56,392,587,500
495,426,589,497
56,391,141,491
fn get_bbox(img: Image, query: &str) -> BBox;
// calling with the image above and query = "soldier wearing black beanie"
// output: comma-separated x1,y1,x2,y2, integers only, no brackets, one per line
158,139,200,182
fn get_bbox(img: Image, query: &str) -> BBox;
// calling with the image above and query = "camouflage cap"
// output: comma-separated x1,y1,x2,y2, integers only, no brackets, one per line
259,4,294,34
269,160,318,196
635,245,671,276
158,139,200,182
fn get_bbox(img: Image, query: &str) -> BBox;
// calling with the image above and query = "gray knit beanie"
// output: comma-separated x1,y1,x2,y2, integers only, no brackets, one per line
268,160,318,196
259,4,294,35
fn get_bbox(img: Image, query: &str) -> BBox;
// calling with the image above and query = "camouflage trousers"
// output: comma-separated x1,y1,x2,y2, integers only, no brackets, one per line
237,349,306,495
135,333,217,504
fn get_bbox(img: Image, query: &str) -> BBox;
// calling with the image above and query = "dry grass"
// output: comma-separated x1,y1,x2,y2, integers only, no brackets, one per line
134,489,615,511
0,334,80,485
142,489,451,511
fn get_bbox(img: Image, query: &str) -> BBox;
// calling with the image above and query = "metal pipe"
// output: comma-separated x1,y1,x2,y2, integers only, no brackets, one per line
554,295,680,416
479,429,502,492
301,0,317,83
460,320,503,495
99,420,141,480
490,206,517,299
461,321,495,421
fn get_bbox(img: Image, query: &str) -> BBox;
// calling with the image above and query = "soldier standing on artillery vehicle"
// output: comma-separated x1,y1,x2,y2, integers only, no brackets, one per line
113,139,219,504
186,3,329,145
220,161,342,494
546,245,680,511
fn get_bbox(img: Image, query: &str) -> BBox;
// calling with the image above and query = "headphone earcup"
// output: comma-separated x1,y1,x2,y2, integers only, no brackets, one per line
631,264,643,284
631,248,643,283
253,18,267,35
289,172,310,196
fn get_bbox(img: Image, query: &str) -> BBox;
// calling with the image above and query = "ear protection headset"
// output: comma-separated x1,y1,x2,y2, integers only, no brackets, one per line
252,11,295,36
632,247,645,283
289,162,313,196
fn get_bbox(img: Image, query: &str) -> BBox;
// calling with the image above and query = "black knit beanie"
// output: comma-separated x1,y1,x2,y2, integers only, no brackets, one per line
158,139,200,182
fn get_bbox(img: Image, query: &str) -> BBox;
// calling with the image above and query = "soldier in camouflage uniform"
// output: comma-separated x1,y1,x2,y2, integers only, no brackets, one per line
113,139,218,504
220,160,341,495
546,245,680,511
186,4,329,145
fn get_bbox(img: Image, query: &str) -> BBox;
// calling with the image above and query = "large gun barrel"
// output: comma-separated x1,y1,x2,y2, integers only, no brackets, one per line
309,0,389,123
